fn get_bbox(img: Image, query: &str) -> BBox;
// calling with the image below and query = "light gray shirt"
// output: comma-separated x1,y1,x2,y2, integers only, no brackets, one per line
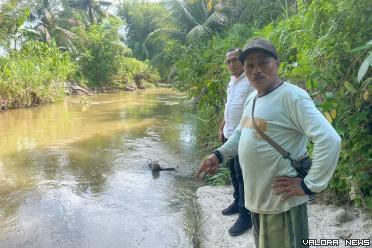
218,82,341,214
223,73,253,138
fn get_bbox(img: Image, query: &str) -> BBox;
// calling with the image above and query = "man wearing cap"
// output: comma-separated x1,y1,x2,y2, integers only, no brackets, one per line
197,38,341,247
219,48,254,236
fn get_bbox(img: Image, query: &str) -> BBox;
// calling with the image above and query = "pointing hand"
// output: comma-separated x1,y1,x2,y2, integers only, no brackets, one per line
196,154,219,180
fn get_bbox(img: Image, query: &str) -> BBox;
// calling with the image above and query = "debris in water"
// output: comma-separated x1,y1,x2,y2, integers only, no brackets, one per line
147,160,176,172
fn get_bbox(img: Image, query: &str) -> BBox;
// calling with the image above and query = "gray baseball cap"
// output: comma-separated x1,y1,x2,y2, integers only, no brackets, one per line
239,38,278,64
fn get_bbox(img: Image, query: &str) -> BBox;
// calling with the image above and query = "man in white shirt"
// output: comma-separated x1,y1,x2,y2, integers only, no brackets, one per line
198,39,341,247
218,48,254,236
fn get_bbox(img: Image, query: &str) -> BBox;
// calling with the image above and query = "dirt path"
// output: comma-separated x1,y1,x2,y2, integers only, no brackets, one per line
196,186,372,248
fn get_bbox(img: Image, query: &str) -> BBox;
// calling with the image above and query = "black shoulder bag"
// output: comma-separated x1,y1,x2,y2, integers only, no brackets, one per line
251,96,312,178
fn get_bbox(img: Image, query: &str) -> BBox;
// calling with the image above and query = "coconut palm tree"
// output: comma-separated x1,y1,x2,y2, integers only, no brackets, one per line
67,0,112,25
118,1,171,60
23,0,77,53
159,0,227,43
141,0,228,78
143,0,226,61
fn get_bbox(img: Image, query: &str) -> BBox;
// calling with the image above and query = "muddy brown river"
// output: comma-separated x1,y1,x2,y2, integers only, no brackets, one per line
0,89,204,248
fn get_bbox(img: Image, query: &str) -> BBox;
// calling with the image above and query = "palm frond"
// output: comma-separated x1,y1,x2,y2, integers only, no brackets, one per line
21,28,42,39
146,28,187,44
216,1,245,21
187,0,208,24
150,52,167,66
65,37,78,54
186,24,211,43
52,26,75,39
204,12,228,28
162,0,199,27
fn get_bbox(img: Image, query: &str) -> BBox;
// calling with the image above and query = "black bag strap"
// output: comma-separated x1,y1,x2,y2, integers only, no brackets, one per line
251,96,293,160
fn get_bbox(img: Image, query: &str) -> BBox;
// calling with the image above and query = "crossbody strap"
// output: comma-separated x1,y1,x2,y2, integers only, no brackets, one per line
251,96,292,160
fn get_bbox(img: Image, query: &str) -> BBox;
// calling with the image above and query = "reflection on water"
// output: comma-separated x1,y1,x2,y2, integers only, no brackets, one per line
0,89,203,248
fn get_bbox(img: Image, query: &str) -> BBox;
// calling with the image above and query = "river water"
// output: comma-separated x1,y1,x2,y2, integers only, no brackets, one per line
0,89,204,248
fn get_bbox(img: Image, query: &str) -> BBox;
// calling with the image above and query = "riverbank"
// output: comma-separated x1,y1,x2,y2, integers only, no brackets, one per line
196,186,372,248
0,83,167,113
0,83,93,112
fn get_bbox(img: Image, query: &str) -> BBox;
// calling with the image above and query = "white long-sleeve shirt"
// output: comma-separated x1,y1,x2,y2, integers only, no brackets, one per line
217,82,341,214
223,73,253,138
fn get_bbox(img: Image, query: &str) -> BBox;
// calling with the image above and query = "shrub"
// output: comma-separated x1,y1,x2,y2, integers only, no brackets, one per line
74,17,160,89
0,40,75,108
255,0,371,207
74,18,130,87
113,57,160,88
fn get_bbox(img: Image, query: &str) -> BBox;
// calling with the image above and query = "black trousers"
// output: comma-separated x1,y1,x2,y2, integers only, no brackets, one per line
227,155,250,215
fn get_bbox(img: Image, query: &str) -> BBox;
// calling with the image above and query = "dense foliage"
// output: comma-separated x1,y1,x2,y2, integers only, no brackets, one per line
74,19,128,87
130,0,370,208
0,41,74,107
254,0,371,207
0,0,370,208
0,0,159,109
118,1,169,61
174,24,251,147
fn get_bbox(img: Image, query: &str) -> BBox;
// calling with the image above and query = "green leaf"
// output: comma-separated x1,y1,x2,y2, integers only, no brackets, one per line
340,175,353,181
368,52,372,66
363,89,369,100
349,39,372,53
365,197,372,210
331,109,337,119
344,81,357,93
358,53,371,82
367,84,372,94
325,92,334,98
324,112,333,123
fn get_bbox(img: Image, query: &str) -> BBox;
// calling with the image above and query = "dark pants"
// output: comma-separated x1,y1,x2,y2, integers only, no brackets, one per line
227,155,250,216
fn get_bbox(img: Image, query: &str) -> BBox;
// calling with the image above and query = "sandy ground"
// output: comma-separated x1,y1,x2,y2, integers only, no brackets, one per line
196,186,372,248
